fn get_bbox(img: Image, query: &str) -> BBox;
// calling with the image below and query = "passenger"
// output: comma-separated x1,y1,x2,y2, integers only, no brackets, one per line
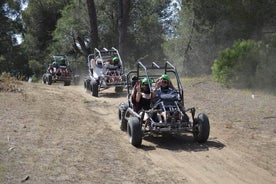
112,57,120,66
59,58,67,67
52,61,59,73
96,59,103,68
132,77,153,127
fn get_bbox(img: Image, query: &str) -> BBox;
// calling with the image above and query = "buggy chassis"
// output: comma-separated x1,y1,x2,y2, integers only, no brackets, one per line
42,55,79,86
84,47,126,97
118,61,210,147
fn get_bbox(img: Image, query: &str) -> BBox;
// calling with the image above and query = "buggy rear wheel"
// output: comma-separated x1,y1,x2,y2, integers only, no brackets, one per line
127,117,142,147
118,103,128,131
64,80,71,86
193,113,210,143
46,74,52,85
91,81,98,97
42,74,46,84
115,86,124,93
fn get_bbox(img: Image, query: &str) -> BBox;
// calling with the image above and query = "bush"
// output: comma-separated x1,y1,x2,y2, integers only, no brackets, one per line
212,39,275,90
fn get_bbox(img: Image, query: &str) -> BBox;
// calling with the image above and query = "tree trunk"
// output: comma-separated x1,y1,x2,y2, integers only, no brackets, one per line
76,35,89,57
118,0,130,61
86,0,99,51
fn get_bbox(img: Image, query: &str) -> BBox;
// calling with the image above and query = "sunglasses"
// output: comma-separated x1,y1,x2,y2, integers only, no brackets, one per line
161,80,168,84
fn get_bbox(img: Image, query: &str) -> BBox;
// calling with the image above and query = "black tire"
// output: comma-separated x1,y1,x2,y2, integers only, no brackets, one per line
84,80,87,89
84,79,90,91
46,74,52,85
42,74,46,84
193,113,210,143
64,80,71,86
127,117,142,147
115,86,124,93
118,103,128,131
91,81,98,97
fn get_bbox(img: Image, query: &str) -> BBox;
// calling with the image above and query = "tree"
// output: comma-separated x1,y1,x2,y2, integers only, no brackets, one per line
86,0,99,51
118,0,130,60
163,0,276,76
0,0,27,73
51,0,171,67
22,0,69,65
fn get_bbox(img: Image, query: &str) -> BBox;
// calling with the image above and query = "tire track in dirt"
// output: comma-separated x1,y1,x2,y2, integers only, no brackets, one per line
73,82,276,184
1,81,275,183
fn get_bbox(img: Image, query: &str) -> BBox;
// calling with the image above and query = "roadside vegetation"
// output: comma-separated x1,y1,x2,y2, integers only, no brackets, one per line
1,0,276,92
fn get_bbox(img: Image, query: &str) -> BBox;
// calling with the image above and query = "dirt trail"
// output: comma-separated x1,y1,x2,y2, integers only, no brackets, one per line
0,78,275,184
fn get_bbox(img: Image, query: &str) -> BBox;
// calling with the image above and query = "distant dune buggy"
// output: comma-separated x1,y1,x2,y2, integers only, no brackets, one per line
42,55,79,86
84,47,126,97
118,61,210,147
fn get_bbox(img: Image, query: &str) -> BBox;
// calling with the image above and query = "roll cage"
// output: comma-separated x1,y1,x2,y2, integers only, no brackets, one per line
87,47,125,73
126,61,184,108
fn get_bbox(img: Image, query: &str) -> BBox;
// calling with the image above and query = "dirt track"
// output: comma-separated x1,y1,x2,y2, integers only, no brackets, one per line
0,78,275,184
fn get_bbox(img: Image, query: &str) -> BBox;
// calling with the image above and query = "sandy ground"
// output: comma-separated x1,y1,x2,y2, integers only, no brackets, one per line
0,77,275,184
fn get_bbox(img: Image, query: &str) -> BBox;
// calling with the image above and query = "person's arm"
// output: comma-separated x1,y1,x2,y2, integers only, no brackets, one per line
152,79,161,98
135,81,142,102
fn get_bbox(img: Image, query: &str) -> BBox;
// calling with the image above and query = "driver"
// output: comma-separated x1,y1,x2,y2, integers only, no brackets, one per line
112,57,120,66
153,74,176,98
153,74,177,122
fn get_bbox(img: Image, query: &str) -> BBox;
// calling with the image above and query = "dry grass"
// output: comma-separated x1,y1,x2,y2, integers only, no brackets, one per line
0,73,23,93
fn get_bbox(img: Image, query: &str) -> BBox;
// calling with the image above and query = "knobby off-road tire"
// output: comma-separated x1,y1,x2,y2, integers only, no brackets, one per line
84,79,90,93
91,81,98,97
64,80,71,86
127,117,142,147
118,103,128,131
193,113,210,143
46,74,52,85
42,74,47,84
115,86,124,93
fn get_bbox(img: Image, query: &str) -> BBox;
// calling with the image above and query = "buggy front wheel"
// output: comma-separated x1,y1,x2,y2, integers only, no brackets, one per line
127,117,142,147
193,113,210,143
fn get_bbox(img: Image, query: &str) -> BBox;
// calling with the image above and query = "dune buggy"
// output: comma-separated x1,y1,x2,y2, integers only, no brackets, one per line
42,55,79,86
118,61,210,147
84,47,126,97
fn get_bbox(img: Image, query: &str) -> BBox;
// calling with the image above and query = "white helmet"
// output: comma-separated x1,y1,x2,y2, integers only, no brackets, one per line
96,59,103,67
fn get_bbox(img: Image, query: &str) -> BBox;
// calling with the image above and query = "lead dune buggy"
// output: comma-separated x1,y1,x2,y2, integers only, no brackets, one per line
84,47,127,97
118,61,210,147
42,55,79,86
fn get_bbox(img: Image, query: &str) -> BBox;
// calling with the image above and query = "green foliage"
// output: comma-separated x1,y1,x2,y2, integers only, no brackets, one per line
126,0,170,63
50,0,171,67
212,39,276,90
51,0,89,56
28,59,43,75
22,0,69,63
163,0,276,76
0,0,25,73
30,75,39,83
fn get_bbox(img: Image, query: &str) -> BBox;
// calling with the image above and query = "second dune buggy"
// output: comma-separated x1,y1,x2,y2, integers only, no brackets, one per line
84,47,126,97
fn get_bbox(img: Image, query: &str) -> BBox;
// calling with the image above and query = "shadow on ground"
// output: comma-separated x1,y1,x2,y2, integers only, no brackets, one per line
140,134,225,152
98,90,127,98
